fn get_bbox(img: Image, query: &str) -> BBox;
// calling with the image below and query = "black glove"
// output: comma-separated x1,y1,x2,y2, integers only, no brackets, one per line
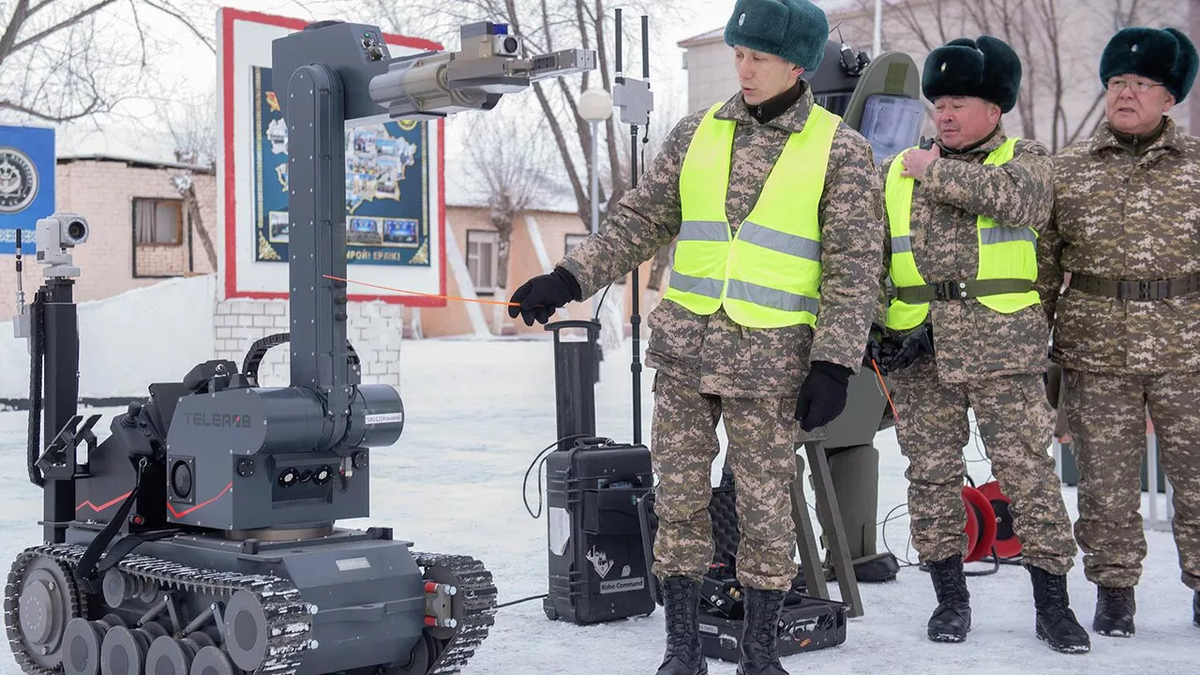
881,323,934,373
795,361,853,432
1045,362,1063,409
507,266,582,326
863,324,885,370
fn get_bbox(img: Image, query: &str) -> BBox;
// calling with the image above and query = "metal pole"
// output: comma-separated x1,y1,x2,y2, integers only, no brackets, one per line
590,118,600,318
873,0,883,56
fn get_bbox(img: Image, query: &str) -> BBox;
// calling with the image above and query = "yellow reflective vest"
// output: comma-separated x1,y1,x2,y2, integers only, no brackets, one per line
663,102,839,329
884,138,1041,332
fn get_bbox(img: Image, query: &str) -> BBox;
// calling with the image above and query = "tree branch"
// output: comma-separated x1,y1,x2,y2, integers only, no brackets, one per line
0,0,32,64
143,0,216,54
9,0,118,54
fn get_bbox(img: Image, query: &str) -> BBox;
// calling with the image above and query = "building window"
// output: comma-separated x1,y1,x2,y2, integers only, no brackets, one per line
565,233,588,256
133,198,183,245
466,229,499,294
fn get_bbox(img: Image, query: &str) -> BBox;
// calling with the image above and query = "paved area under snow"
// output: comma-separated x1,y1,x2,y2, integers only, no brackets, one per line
1,338,1195,674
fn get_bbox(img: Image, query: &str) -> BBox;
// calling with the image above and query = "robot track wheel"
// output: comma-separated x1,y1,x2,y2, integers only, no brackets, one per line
4,548,83,675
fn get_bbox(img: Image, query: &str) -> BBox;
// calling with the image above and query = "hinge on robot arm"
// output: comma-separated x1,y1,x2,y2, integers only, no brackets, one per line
37,413,101,479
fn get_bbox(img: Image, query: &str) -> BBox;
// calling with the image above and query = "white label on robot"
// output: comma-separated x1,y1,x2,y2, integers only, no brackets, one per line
698,623,719,635
365,412,404,425
336,557,371,571
548,507,571,556
599,577,645,594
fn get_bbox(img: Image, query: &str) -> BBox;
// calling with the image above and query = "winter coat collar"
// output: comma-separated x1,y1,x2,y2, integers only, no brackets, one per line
713,80,816,134
1088,116,1184,156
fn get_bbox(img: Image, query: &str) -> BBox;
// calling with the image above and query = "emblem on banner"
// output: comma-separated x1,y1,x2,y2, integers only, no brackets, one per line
0,147,39,214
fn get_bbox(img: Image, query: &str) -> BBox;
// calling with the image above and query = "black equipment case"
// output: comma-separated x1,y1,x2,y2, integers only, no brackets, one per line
543,436,656,624
637,480,849,661
541,320,656,624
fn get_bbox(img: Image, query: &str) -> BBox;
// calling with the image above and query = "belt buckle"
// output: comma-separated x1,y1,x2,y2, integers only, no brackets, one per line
933,281,956,301
1138,280,1152,301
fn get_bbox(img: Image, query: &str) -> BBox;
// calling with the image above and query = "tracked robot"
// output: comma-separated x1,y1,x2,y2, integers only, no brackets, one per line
4,19,594,675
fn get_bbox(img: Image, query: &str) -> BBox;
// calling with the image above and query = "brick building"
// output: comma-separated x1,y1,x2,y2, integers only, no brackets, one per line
0,146,655,358
0,152,219,321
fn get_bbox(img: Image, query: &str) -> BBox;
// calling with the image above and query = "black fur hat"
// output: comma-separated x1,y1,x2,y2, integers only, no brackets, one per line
1100,27,1198,102
921,36,1021,113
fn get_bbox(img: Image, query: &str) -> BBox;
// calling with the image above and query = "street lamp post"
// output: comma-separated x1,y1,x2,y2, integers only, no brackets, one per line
874,0,883,56
578,88,613,318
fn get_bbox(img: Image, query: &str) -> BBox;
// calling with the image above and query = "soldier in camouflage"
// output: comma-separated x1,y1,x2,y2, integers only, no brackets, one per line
868,35,1089,653
1038,26,1200,637
506,1,883,673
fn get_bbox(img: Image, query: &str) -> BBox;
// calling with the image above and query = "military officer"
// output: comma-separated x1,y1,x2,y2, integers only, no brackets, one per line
870,35,1089,653
1038,26,1200,636
506,1,883,672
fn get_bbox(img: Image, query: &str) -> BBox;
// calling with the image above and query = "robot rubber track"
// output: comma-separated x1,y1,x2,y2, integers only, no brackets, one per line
4,544,497,675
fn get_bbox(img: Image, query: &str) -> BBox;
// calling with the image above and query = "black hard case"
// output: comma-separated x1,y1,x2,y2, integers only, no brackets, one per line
543,436,657,624
637,482,848,661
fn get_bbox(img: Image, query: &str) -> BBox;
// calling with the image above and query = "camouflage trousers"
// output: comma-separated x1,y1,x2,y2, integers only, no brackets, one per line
1064,369,1200,591
891,374,1076,574
650,371,799,591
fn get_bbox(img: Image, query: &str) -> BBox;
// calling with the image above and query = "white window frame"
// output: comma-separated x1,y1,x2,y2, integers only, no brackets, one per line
466,229,500,294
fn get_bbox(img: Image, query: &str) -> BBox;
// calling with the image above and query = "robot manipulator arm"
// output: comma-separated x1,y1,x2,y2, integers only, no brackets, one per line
272,19,596,123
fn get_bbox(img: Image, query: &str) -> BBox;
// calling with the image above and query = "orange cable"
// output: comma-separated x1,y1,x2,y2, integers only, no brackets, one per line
323,275,519,307
871,358,899,422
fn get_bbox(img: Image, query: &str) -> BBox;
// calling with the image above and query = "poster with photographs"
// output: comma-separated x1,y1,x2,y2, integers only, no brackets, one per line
251,65,430,267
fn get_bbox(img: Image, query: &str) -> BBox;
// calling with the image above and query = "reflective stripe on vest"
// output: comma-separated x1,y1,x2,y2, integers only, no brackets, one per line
665,102,839,329
884,138,1041,331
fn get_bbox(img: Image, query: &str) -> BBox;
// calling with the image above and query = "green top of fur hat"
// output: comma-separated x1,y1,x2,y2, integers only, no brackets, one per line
922,35,1022,113
723,0,828,71
1101,27,1197,102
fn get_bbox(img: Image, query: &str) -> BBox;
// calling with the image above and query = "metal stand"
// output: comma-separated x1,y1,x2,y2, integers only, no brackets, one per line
613,9,653,445
35,278,80,544
790,441,864,618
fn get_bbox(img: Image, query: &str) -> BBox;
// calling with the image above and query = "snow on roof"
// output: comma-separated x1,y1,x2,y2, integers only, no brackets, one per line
677,26,725,48
56,127,211,172
442,153,581,215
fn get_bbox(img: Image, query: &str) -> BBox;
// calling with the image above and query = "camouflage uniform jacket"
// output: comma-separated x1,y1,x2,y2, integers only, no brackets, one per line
1037,117,1200,375
878,128,1054,383
558,83,884,398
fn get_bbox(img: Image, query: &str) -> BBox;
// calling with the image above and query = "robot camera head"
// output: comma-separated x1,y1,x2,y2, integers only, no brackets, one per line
37,213,89,249
34,212,89,278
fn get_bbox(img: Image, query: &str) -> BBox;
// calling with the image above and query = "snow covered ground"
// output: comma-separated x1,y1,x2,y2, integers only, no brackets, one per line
1,337,1196,675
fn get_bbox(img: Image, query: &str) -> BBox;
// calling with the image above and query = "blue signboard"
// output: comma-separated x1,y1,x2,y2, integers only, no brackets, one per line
0,125,55,255
250,65,431,267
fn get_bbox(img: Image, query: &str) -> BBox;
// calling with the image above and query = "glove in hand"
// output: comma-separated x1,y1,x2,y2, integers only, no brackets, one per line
795,361,853,432
863,324,885,370
507,267,582,326
881,323,934,373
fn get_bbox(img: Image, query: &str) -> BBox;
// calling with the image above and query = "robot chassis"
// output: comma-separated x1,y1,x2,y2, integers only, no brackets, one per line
4,20,594,675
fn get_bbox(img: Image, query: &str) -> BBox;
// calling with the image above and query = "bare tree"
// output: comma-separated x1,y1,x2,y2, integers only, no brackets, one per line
462,100,560,332
0,0,216,124
347,0,688,345
871,0,1158,152
162,89,220,273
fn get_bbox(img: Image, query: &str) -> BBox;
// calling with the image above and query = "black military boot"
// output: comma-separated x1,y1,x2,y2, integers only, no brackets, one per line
1193,590,1198,627
926,555,971,642
1093,585,1135,637
655,576,707,675
1028,566,1091,653
737,588,788,675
